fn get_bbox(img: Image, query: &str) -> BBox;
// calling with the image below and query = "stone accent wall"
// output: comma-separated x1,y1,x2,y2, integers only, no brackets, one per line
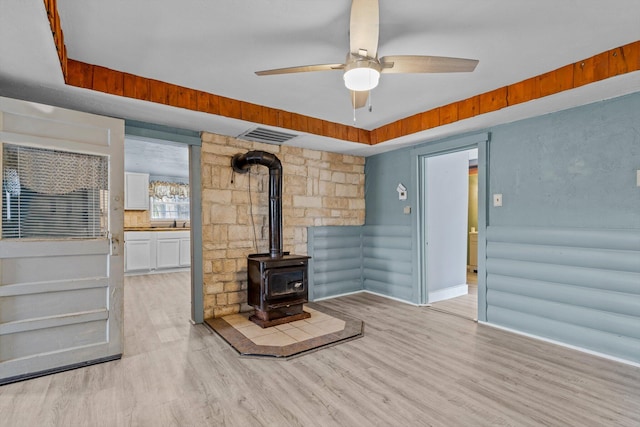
201,132,365,318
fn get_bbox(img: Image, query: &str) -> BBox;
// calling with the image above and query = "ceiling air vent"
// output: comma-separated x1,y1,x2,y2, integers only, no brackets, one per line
238,127,298,145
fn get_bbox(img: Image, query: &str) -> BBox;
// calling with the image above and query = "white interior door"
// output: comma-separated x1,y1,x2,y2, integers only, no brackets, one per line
0,97,124,384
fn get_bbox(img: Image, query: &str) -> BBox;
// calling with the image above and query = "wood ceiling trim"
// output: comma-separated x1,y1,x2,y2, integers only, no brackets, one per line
66,59,367,145
373,40,640,144
44,0,67,78
46,1,639,147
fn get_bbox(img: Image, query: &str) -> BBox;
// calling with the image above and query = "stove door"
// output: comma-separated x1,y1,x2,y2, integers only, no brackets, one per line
266,266,306,299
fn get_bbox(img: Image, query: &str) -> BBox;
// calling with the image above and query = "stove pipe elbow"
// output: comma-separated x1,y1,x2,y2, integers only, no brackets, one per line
232,150,281,173
231,150,283,258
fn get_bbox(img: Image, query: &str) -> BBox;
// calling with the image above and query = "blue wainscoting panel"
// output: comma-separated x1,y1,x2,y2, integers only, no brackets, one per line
307,226,363,300
362,225,414,302
486,226,640,363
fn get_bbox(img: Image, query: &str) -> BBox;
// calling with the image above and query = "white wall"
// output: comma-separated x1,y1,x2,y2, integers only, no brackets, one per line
426,150,469,302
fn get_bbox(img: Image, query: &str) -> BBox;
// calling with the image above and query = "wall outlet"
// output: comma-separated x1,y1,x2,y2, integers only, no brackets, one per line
493,193,503,207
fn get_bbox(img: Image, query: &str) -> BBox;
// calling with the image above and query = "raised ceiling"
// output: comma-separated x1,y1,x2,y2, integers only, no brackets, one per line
124,137,189,179
1,0,639,156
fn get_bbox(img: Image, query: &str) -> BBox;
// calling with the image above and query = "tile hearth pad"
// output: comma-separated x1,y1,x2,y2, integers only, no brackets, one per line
205,303,364,358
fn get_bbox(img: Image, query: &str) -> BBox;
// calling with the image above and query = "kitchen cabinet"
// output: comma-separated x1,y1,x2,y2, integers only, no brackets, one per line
124,230,190,273
468,231,478,272
124,232,152,271
179,237,191,266
157,238,181,269
124,172,149,210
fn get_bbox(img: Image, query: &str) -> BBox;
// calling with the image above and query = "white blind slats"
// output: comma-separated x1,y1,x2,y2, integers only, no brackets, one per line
2,144,109,240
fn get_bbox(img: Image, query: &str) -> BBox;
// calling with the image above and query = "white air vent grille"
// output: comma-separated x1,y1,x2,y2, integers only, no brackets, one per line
238,128,298,144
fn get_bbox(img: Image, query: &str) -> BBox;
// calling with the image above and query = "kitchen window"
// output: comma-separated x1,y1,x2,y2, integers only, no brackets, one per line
149,180,189,220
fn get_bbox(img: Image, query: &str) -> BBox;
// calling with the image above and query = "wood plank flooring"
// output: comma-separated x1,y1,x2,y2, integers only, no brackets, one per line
1,272,639,426
430,285,478,320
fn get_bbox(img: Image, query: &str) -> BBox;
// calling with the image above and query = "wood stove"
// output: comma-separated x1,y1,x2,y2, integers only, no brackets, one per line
246,253,310,327
232,150,311,328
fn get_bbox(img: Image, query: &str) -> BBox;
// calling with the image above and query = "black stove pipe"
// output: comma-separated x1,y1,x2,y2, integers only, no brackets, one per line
231,150,283,258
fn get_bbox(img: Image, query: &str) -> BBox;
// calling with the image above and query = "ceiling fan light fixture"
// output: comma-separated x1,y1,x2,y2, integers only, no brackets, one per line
343,66,380,91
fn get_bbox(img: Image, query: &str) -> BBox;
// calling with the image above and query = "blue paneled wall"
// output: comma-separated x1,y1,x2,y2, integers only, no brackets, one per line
362,225,414,301
309,91,640,364
307,226,362,300
307,225,414,302
486,226,640,362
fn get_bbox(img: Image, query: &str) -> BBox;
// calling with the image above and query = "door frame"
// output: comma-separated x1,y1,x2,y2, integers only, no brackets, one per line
410,132,489,320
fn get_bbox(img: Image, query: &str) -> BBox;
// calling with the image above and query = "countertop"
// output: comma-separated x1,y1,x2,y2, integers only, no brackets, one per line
125,227,190,232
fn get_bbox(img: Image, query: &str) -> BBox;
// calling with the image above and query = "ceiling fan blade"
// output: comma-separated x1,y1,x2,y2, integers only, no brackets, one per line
380,55,479,73
351,90,369,109
256,63,345,76
350,0,379,58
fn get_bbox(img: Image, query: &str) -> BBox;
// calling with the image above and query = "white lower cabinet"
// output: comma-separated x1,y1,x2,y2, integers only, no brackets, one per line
179,237,191,266
125,231,190,273
156,238,181,269
124,232,153,272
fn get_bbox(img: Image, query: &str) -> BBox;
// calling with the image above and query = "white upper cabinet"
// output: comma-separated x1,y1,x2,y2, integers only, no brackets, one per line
124,172,149,210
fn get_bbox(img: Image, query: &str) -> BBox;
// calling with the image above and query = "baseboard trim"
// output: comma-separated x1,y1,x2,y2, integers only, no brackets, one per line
312,290,364,302
428,284,468,303
125,267,190,276
479,321,640,369
313,289,431,307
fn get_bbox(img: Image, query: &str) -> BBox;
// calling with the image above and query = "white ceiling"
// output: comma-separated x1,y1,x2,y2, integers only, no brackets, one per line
125,137,189,178
1,0,639,157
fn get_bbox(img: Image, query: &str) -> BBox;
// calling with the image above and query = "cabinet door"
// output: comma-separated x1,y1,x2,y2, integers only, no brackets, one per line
469,233,478,270
124,172,149,210
125,240,152,271
157,239,181,269
179,238,191,266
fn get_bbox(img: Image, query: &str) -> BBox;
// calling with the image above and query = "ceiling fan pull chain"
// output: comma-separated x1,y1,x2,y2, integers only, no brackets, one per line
353,92,357,123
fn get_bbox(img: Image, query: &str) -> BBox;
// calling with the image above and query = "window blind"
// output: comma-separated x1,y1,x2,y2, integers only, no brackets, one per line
2,144,109,239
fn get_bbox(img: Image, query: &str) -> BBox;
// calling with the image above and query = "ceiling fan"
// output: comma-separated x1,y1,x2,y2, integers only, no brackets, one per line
255,0,479,109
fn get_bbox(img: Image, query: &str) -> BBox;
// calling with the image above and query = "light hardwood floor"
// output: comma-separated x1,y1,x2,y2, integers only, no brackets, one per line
430,272,478,320
430,286,478,320
1,272,639,426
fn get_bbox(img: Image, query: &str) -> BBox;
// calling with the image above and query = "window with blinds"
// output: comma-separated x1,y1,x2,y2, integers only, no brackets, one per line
1,144,109,239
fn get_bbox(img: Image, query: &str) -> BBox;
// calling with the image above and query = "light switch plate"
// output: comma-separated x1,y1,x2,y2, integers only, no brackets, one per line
637,170,640,187
403,206,411,214
493,193,503,207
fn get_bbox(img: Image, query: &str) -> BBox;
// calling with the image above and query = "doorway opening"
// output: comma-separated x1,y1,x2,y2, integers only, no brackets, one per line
123,136,198,326
419,148,479,320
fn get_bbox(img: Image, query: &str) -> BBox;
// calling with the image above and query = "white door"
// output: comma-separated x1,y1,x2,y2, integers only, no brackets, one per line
0,97,124,384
